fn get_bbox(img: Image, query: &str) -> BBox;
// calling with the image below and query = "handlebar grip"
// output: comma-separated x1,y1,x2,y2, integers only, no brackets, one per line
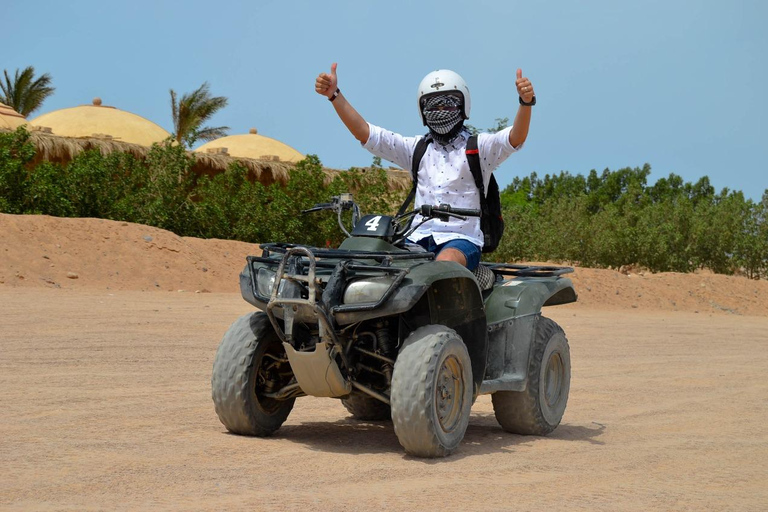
420,204,481,218
449,207,481,217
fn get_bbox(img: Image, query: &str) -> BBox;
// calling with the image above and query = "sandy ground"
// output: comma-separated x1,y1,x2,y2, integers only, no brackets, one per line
1,213,768,510
3,213,768,316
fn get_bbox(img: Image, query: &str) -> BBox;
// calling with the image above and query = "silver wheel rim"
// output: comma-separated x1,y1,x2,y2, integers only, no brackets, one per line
544,351,565,408
435,355,464,433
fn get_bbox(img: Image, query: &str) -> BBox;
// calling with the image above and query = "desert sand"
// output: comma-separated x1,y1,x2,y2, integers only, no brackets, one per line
1,213,767,511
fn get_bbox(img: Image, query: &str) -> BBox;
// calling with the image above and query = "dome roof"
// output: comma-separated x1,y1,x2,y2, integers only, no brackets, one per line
0,102,27,130
29,98,170,146
195,128,304,163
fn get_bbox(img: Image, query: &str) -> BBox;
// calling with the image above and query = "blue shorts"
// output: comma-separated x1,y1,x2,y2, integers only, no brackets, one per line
414,236,481,271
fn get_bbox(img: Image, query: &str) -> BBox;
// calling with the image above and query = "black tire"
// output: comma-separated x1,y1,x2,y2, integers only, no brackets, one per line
492,316,570,435
390,325,473,458
341,393,391,421
211,312,295,436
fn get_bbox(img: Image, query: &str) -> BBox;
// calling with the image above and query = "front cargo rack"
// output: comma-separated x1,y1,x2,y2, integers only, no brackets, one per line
258,243,436,265
247,243,436,314
484,263,574,278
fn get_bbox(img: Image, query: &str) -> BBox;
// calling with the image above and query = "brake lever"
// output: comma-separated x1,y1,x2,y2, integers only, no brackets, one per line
301,203,332,214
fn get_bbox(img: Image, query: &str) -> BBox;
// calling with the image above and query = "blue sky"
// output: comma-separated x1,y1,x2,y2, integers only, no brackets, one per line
4,0,767,200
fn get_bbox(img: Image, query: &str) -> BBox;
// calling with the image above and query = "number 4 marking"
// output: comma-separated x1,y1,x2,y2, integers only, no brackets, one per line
365,216,382,231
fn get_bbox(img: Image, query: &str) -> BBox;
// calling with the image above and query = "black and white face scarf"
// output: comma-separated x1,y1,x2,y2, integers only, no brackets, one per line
422,94,464,143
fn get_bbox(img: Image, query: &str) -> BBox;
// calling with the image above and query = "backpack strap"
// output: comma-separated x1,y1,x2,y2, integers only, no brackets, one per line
397,136,432,216
465,134,486,199
466,134,492,248
465,135,484,195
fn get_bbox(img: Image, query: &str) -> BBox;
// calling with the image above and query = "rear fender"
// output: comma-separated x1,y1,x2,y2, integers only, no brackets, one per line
484,277,576,324
480,277,576,393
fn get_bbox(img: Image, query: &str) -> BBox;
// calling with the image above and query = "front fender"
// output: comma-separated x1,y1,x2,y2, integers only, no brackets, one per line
334,260,480,325
337,261,487,394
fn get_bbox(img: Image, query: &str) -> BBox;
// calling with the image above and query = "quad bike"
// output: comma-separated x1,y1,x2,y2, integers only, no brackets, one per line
212,194,577,457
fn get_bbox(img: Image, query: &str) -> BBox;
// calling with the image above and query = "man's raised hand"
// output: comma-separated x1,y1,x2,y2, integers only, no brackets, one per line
315,63,339,99
516,68,535,103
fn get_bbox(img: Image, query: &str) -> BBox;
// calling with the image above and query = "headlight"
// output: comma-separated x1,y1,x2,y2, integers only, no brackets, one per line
256,268,276,297
343,276,396,304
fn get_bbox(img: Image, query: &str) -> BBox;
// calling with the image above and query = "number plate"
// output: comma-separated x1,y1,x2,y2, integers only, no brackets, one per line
351,215,395,238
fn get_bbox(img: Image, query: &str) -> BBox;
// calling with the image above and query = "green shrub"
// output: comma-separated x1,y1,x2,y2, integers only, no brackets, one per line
0,127,35,213
1,125,765,278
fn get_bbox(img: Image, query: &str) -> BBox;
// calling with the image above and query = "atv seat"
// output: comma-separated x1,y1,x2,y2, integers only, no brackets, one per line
473,264,496,291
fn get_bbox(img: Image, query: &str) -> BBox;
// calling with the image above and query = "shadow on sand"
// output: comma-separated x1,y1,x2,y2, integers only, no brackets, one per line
269,413,606,461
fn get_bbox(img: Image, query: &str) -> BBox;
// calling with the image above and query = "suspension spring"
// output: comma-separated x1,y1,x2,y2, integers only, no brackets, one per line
376,322,394,382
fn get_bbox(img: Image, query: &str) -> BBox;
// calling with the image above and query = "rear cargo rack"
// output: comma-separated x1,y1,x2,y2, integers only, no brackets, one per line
484,263,574,278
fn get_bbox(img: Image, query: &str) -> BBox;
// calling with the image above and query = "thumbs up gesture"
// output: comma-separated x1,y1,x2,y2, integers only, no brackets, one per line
516,69,535,104
315,63,339,99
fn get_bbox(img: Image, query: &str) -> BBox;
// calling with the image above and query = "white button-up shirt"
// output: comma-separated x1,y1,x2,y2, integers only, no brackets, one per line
363,123,520,247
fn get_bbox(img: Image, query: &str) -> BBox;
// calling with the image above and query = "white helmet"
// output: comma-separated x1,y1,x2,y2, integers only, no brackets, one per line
417,69,471,125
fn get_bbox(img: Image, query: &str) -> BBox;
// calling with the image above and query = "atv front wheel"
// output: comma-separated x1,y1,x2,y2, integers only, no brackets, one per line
492,316,570,435
390,325,473,458
342,393,391,421
211,312,295,436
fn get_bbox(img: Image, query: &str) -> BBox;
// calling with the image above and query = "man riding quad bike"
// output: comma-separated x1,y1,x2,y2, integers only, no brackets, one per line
212,194,576,458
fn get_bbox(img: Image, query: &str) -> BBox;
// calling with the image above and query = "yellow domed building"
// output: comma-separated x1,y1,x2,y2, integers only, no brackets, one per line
15,99,409,191
190,128,306,186
192,127,410,190
29,98,170,146
0,102,27,130
194,128,304,163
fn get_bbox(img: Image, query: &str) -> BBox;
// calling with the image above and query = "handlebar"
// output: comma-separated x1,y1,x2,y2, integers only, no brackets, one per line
302,194,357,215
300,194,481,246
302,195,360,237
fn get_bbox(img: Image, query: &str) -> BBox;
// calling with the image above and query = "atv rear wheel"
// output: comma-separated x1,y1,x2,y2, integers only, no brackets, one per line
211,312,295,436
341,393,391,421
492,316,570,435
390,325,473,458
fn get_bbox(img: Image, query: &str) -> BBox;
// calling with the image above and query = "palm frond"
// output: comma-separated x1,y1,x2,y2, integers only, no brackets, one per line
169,81,229,147
1,66,54,116
194,126,230,143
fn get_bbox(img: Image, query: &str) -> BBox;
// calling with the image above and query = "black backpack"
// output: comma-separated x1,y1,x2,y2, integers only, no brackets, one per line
397,134,505,253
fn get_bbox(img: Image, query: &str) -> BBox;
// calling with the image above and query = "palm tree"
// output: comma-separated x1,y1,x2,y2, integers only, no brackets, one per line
170,82,229,148
1,66,55,117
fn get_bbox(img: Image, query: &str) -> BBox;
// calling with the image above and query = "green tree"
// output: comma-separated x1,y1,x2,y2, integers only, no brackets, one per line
465,117,509,136
1,66,55,117
170,82,229,148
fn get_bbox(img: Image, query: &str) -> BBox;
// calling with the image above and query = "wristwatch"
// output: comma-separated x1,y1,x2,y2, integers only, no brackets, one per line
519,95,536,106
